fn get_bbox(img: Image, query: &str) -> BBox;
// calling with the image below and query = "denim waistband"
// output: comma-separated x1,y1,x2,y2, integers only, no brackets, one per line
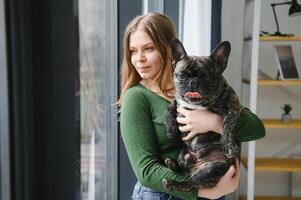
132,181,182,200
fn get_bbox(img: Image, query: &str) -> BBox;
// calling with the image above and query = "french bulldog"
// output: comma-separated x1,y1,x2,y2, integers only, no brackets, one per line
162,38,243,191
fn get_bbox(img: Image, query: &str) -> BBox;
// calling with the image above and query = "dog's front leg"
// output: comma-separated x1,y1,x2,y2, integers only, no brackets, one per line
221,109,240,158
164,100,179,139
164,158,181,171
162,178,193,192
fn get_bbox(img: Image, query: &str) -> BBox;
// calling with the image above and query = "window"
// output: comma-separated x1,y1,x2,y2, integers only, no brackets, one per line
78,0,118,199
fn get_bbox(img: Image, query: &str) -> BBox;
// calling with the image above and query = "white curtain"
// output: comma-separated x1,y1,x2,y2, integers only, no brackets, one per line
182,0,212,56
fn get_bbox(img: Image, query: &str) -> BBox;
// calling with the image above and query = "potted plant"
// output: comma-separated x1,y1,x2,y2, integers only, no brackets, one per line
281,104,292,123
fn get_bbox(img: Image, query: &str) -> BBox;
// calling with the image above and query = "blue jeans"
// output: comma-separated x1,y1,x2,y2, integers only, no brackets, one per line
132,182,182,200
131,182,225,200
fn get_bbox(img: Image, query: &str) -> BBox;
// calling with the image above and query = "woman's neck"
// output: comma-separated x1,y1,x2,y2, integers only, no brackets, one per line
139,79,157,90
139,79,175,102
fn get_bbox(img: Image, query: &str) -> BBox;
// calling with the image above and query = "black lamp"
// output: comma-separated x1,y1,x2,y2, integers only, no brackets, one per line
270,0,301,36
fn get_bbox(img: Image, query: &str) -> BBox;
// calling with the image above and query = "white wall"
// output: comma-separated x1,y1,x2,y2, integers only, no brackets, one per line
222,0,301,197
221,0,245,96
183,0,212,56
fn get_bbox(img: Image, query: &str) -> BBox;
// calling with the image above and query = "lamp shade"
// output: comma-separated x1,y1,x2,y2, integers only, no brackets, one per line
289,0,301,16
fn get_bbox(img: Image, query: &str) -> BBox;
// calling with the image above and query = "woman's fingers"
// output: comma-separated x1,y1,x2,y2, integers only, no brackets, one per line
178,124,196,141
176,116,189,125
177,107,189,116
182,132,196,141
225,165,236,178
236,158,240,167
178,124,191,132
234,159,241,177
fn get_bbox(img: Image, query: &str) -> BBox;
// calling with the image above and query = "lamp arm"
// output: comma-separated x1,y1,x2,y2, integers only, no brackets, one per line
270,1,292,35
271,4,280,34
269,1,299,36
271,2,292,6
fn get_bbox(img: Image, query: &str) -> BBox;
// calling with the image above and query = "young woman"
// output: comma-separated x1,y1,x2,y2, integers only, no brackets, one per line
118,13,265,200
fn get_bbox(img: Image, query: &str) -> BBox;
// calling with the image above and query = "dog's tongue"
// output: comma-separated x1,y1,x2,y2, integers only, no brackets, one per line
184,92,202,99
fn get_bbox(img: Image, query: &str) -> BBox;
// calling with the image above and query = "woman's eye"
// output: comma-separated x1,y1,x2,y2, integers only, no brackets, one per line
145,47,154,51
130,49,137,54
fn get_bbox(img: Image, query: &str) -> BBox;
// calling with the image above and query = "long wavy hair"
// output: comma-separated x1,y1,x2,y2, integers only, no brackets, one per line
117,13,177,107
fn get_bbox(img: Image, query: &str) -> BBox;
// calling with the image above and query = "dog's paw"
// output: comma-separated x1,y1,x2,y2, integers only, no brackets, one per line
223,141,238,159
162,178,171,191
165,158,173,168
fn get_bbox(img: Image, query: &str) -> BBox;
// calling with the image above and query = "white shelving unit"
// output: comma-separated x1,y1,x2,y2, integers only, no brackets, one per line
241,0,301,200
241,0,261,199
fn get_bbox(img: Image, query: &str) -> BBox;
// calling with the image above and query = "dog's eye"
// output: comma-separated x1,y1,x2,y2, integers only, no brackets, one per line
177,73,185,79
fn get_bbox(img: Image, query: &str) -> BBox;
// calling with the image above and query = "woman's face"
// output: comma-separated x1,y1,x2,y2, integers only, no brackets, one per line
129,30,162,81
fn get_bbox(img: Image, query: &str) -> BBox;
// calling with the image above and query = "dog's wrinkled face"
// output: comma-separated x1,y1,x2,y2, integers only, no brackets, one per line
171,39,231,107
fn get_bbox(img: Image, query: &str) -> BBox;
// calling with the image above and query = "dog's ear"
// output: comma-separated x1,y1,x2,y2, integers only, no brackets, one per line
170,38,187,69
210,41,231,73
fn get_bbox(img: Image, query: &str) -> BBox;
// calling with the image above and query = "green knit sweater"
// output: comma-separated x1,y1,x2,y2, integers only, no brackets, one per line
120,83,265,200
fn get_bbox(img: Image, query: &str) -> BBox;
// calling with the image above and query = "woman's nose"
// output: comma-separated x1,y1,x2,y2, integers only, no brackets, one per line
137,51,146,62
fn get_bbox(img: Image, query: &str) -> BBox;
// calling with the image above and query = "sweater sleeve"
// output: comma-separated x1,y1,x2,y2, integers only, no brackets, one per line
120,89,198,200
233,108,266,141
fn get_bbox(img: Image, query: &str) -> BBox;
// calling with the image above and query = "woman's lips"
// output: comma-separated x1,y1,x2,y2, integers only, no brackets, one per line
138,66,150,71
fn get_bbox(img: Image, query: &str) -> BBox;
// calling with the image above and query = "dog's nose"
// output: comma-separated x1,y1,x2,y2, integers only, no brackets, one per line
188,78,198,88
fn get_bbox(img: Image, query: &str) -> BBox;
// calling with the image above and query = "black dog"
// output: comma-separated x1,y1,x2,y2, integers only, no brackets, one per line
163,38,242,191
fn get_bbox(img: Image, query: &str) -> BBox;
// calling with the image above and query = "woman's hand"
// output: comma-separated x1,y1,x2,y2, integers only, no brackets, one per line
197,159,240,199
176,107,223,141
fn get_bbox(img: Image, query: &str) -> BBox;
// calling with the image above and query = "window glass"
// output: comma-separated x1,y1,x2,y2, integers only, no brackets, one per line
78,0,117,199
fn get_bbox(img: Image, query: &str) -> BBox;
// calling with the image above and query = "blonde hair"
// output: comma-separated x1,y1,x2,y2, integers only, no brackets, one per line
117,13,177,107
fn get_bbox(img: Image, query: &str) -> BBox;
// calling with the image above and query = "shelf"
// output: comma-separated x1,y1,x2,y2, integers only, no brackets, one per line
258,79,301,86
241,157,301,172
260,35,301,41
240,196,301,200
243,79,301,86
262,119,301,128
240,3,301,200
244,35,301,41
